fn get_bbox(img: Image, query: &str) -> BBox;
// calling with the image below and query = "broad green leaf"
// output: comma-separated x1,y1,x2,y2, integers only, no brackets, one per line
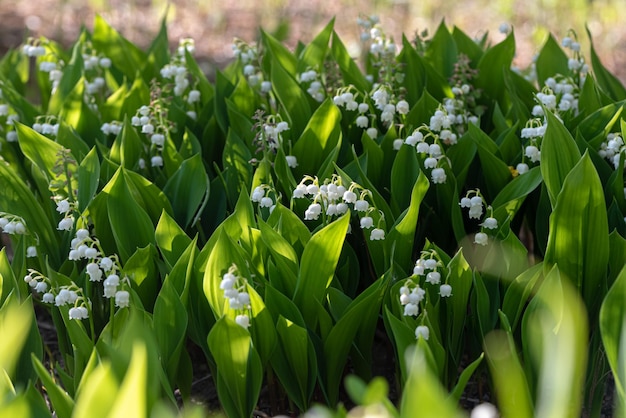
535,34,569,87
0,296,32,392
587,26,626,101
0,162,60,265
400,346,465,418
399,36,425,105
92,14,146,82
108,343,148,418
291,98,341,178
451,26,483,64
492,166,542,220
271,57,312,138
501,263,544,331
544,152,609,313
261,30,297,75
323,276,387,405
522,266,588,418
600,264,626,404
155,210,192,269
469,123,512,199
15,122,67,180
270,316,317,411
153,278,188,387
32,355,74,418
77,147,100,213
163,154,209,228
448,353,484,403
540,109,582,207
388,171,429,271
484,326,533,418
124,245,160,312
330,31,369,92
444,249,474,366
104,168,156,263
297,19,334,73
72,360,119,418
476,30,516,107
293,213,350,328
207,317,263,418
425,21,458,79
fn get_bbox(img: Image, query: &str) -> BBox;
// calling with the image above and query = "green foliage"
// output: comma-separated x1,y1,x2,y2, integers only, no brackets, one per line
0,13,625,418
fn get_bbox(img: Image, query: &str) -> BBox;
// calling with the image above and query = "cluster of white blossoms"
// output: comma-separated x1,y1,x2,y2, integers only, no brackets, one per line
298,69,325,102
251,184,277,212
459,190,498,246
401,127,449,185
25,270,91,320
220,264,252,329
22,38,63,94
232,39,271,94
561,34,589,77
0,87,20,143
251,111,298,166
55,197,76,231
0,213,37,257
598,132,626,169
358,15,396,59
100,120,123,136
292,175,385,240
81,48,111,98
131,104,169,168
160,39,201,103
68,228,131,307
400,249,454,340
32,116,60,137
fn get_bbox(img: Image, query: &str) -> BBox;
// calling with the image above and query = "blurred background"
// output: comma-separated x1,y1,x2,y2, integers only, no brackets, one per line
0,0,625,81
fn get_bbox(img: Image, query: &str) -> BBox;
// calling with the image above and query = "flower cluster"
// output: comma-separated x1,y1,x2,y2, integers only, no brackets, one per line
358,15,404,88
250,111,296,165
0,86,19,143
0,213,37,257
55,197,76,231
22,38,64,94
598,132,625,169
251,184,277,212
298,69,325,102
402,127,449,184
32,115,60,137
25,269,92,320
67,228,131,306
220,264,252,329
292,175,385,239
561,32,588,83
131,103,171,168
460,190,498,246
160,38,201,103
232,39,271,94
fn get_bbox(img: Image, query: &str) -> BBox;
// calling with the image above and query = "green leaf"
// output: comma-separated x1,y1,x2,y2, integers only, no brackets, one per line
163,154,209,228
92,14,146,82
0,162,60,265
32,355,74,418
330,31,369,92
448,353,484,403
108,343,148,418
72,360,119,418
155,210,192,269
600,264,626,404
388,172,429,271
425,21,457,79
400,346,465,418
153,278,188,386
124,245,160,312
544,152,609,313
291,98,341,178
297,19,334,73
270,316,317,411
587,26,626,101
501,263,544,331
521,266,588,417
476,31,516,107
262,30,297,76
104,168,156,263
207,317,263,418
323,276,387,405
540,109,582,207
294,213,350,329
535,34,569,87
271,57,312,138
492,167,542,220
15,122,66,180
77,147,101,213
399,36,425,105
484,325,533,418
